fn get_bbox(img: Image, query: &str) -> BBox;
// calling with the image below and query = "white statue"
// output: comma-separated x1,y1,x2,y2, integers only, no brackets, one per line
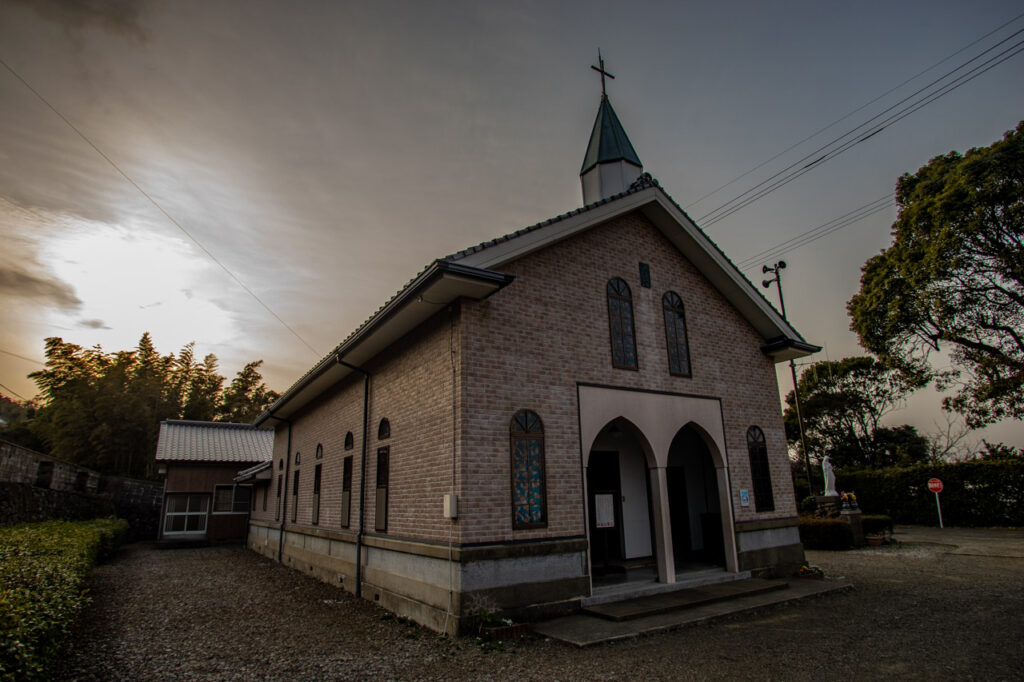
822,456,837,496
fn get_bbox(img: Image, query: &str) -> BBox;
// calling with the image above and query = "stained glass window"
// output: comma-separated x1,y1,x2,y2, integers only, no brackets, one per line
662,291,692,377
746,426,775,512
607,277,638,369
510,410,547,529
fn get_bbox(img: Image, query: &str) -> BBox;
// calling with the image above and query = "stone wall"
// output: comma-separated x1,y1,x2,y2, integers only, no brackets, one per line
0,439,163,538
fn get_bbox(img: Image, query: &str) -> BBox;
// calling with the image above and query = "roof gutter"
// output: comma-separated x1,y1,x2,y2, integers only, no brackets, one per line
255,260,513,427
336,356,370,599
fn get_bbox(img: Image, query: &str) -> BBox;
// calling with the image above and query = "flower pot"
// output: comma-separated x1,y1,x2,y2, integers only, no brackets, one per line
866,536,883,547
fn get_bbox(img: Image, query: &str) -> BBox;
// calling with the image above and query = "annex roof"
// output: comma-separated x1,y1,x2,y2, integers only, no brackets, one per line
256,174,818,427
155,420,274,463
580,96,642,175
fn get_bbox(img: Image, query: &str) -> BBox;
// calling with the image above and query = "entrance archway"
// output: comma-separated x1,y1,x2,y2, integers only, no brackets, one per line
586,418,654,577
667,424,726,569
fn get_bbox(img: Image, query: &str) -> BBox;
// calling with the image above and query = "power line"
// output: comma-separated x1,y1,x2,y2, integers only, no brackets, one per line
0,349,45,366
0,382,29,401
737,194,895,270
684,10,1024,212
0,56,321,359
697,29,1024,227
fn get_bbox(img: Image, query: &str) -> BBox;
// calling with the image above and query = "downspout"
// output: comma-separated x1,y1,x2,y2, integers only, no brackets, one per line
268,415,292,564
337,356,370,599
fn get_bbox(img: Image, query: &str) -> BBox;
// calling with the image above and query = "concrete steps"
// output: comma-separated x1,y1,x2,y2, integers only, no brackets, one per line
533,577,853,647
582,577,788,621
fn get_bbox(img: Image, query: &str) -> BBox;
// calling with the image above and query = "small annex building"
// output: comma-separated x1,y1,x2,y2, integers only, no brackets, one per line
244,87,818,635
155,420,273,542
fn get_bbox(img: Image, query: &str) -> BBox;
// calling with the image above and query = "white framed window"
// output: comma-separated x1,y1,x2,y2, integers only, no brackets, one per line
164,494,209,535
213,485,253,514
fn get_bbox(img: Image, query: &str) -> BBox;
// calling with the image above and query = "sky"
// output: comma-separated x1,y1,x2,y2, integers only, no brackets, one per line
1,0,1021,449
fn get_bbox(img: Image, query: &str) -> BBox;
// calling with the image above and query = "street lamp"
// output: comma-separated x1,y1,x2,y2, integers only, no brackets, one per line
761,261,816,496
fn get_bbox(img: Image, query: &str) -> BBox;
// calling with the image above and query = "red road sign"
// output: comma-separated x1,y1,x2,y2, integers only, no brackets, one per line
928,478,944,493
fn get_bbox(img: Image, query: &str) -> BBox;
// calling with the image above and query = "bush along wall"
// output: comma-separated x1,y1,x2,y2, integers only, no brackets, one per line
837,459,1024,527
0,518,129,681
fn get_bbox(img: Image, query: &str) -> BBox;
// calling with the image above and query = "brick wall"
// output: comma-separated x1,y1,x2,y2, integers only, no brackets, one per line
262,210,798,551
458,210,796,544
264,309,460,544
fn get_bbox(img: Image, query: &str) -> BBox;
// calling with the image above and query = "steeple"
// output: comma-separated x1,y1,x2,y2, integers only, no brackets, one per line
580,52,642,204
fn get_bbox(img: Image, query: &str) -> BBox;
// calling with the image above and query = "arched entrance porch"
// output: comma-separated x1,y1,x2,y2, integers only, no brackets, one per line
578,384,741,595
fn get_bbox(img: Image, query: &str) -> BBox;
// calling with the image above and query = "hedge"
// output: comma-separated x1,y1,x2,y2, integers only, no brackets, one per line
798,517,854,550
0,518,129,681
837,459,1024,526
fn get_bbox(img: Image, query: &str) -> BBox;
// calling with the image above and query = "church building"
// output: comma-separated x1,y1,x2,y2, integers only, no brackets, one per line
242,73,818,635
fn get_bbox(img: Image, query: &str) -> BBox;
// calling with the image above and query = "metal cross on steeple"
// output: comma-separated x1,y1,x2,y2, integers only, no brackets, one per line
590,49,615,97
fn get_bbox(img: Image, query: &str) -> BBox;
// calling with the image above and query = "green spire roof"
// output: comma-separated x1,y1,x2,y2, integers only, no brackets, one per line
580,95,642,175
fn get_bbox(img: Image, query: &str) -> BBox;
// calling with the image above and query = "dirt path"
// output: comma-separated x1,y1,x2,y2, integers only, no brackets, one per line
55,532,1023,680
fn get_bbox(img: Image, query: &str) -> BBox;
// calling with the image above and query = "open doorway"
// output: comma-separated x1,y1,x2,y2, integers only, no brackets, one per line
587,419,654,581
667,425,725,570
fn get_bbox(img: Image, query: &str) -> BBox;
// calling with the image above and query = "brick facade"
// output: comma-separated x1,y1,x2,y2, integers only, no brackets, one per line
249,206,805,634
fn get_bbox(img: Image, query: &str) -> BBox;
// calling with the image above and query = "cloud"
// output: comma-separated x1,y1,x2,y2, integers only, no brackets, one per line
8,0,147,39
0,264,81,310
78,318,110,329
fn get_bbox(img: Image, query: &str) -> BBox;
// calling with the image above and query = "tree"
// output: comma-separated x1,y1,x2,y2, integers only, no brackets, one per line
25,334,276,477
783,356,924,469
848,121,1024,428
218,360,279,423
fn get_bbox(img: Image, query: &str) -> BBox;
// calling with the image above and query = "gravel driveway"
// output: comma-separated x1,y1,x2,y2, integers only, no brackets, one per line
54,530,1023,681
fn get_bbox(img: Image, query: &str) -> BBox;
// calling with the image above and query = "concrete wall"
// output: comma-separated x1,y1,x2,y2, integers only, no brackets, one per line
0,439,162,537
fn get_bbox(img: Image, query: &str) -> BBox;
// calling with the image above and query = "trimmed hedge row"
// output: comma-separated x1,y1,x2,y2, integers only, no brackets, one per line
0,518,129,681
837,459,1024,526
798,517,854,550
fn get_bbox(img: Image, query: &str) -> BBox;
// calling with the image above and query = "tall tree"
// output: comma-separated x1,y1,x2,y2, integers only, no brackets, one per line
848,121,1024,428
218,360,279,423
26,334,270,477
783,356,922,469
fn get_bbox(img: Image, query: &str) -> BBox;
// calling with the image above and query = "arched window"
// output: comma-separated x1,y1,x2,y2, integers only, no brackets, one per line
315,443,323,459
344,431,354,450
294,451,301,465
662,291,692,377
607,277,638,369
510,410,547,529
376,418,390,531
746,426,775,512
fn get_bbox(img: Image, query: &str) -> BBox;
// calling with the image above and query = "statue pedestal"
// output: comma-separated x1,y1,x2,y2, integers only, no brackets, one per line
840,508,864,546
815,495,841,518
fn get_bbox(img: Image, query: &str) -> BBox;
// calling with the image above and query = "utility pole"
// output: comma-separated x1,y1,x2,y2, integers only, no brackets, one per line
762,261,815,496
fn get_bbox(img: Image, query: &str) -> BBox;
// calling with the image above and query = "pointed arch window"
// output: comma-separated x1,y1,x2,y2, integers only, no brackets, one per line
344,431,354,450
510,410,547,529
746,426,775,512
378,418,390,440
607,277,638,370
662,291,692,377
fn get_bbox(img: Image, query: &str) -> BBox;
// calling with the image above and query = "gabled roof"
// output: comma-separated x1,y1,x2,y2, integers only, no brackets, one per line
256,174,817,427
155,420,274,463
448,174,818,360
580,96,642,175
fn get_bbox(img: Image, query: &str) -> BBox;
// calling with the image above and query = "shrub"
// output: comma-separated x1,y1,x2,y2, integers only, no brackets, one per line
838,459,1024,526
861,514,894,537
0,518,128,681
798,516,854,550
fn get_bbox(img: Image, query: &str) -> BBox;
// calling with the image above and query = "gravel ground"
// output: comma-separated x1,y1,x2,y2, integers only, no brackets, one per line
54,537,1023,681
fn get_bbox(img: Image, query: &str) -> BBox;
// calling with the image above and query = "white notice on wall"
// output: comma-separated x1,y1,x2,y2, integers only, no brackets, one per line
595,493,615,528
740,489,750,507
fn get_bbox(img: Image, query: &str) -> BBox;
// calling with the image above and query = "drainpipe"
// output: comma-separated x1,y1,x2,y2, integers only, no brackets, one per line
268,415,292,564
337,356,370,599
